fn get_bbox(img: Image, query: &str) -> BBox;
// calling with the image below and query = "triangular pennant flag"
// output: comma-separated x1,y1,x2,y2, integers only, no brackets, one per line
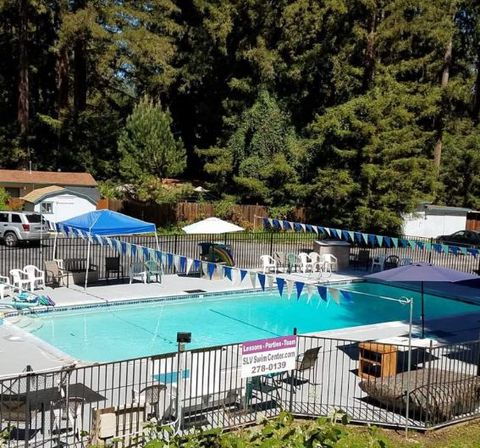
286,280,294,299
295,281,304,300
180,256,187,272
114,239,122,253
306,224,313,233
317,285,328,302
120,241,128,255
202,262,209,276
347,231,355,242
306,284,316,303
449,245,460,255
174,255,181,272
391,237,398,248
193,259,201,271
318,226,325,234
442,244,449,254
300,223,306,232
283,221,292,230
376,235,383,247
467,248,479,258
383,236,391,247
324,227,331,236
341,290,353,303
312,225,319,234
240,270,248,282
167,253,174,268
268,218,274,228
399,239,409,248
263,217,270,229
155,250,163,263
142,247,150,260
342,230,350,241
294,222,302,232
224,266,232,281
277,277,286,296
278,220,285,230
249,271,257,288
95,234,104,246
361,233,369,245
408,240,416,250
330,228,338,239
186,258,194,274
368,234,376,247
130,244,137,258
329,288,341,304
272,219,280,229
258,273,266,291
416,241,424,250
432,243,442,253
208,263,216,279
424,242,432,251
87,233,95,244
459,247,467,256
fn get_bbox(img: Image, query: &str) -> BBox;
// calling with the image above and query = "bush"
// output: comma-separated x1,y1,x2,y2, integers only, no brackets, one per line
141,411,386,447
0,187,10,210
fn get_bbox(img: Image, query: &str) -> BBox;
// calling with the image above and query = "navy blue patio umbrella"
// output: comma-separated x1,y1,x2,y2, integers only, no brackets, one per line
366,262,477,337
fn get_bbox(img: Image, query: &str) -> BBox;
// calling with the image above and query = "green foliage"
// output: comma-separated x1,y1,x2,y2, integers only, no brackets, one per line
97,181,123,200
140,411,389,447
118,96,186,184
0,188,10,210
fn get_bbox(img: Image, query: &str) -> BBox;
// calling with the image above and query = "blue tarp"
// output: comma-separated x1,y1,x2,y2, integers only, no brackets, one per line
58,210,156,236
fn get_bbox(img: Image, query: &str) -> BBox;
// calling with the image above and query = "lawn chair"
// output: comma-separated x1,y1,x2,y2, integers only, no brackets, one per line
260,255,277,274
321,253,338,272
145,260,162,283
350,249,371,270
399,257,413,266
129,262,148,284
132,384,168,421
50,396,85,440
298,253,314,273
286,253,298,273
371,255,386,272
287,347,322,389
105,257,123,282
44,260,69,288
0,275,13,300
384,255,400,270
9,269,31,292
273,252,285,272
23,265,45,291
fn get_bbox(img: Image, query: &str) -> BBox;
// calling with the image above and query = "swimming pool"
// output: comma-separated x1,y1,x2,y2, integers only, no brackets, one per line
23,282,480,362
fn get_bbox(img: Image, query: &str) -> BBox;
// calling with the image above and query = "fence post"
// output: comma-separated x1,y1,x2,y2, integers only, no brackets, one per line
269,231,274,257
174,234,178,255
288,328,297,413
428,238,433,263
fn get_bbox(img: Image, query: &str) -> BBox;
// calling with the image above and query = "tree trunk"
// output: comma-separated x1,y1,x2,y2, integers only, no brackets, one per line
17,0,29,136
433,39,452,170
73,37,87,115
57,46,69,116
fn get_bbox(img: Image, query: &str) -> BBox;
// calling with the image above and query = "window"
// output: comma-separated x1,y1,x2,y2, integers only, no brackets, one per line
0,213,8,223
40,202,53,214
11,214,21,223
26,214,42,223
5,187,20,198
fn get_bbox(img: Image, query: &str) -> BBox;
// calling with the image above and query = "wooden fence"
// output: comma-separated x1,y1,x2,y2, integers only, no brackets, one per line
97,198,305,229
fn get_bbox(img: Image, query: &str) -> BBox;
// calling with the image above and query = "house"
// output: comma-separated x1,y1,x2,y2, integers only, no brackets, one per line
402,203,472,238
21,185,97,223
0,169,99,202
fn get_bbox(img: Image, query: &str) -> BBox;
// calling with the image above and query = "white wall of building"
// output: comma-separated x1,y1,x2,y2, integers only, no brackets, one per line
33,193,95,223
403,211,467,238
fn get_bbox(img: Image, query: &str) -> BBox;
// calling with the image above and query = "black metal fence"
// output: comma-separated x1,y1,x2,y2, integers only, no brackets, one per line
1,231,480,281
2,335,480,446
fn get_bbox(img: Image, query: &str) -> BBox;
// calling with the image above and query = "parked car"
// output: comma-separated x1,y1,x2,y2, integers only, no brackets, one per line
0,211,50,247
436,230,480,247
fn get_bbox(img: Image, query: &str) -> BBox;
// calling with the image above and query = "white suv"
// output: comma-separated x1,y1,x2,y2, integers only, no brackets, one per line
0,211,50,247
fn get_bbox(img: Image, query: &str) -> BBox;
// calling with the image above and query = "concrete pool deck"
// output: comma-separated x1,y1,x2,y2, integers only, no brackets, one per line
1,269,480,377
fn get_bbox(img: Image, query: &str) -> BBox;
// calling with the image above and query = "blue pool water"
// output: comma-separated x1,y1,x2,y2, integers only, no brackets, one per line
27,282,480,362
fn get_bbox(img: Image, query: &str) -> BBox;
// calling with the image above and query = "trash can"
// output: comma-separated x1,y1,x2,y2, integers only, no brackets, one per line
314,240,351,271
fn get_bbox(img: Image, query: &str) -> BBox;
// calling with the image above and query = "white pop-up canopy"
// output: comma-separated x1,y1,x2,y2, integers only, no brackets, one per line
182,217,244,234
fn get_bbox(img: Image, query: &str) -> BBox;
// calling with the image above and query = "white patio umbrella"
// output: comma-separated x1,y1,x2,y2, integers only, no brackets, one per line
182,217,244,234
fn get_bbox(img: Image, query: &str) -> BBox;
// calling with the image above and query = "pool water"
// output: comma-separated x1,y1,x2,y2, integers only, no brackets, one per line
27,282,480,362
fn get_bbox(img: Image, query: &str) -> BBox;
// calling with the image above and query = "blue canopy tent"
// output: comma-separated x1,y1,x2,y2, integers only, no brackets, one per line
53,210,158,288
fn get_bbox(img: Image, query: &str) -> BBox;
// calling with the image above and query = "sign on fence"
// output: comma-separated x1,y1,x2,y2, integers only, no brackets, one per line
241,335,297,378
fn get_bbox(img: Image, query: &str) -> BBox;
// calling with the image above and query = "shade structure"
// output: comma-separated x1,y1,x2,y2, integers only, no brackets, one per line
58,209,156,236
182,217,244,234
366,262,478,337
56,210,157,289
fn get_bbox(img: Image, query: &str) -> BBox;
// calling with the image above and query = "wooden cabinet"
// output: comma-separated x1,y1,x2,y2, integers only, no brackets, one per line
358,342,397,380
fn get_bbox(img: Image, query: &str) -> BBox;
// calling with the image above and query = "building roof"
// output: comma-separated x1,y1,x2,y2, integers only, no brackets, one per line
0,169,97,187
21,185,65,203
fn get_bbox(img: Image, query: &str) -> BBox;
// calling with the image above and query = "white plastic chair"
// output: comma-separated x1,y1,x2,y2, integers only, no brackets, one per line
50,396,85,439
298,253,314,273
370,255,386,272
308,252,323,272
23,265,46,291
260,255,277,274
0,276,13,300
322,253,338,272
129,262,148,284
400,257,413,266
9,269,31,292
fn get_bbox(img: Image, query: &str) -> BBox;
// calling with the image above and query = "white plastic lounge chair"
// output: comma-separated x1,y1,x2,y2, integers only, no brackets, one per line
0,276,13,300
298,253,314,273
10,268,31,292
371,255,386,272
129,262,148,284
308,252,322,272
321,253,338,272
260,255,277,274
23,265,46,291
